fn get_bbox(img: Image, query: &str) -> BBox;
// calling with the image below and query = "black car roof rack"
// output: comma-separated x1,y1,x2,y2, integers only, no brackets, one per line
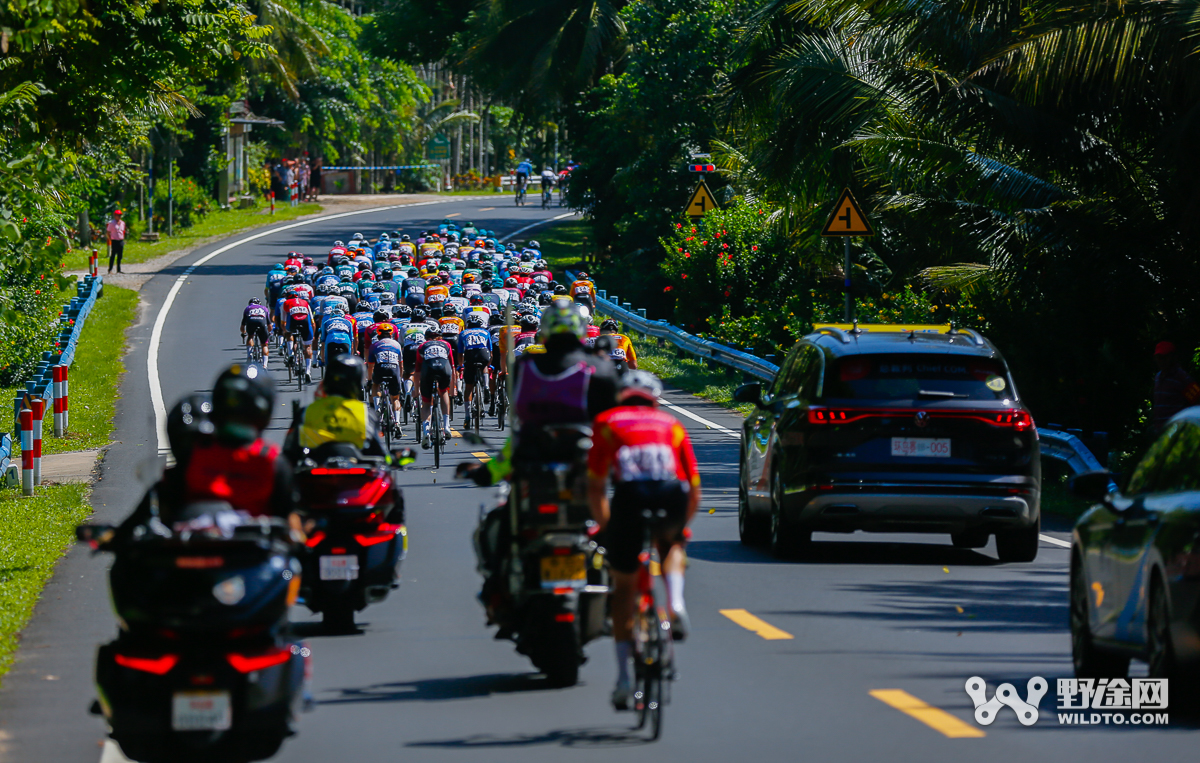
815,326,851,344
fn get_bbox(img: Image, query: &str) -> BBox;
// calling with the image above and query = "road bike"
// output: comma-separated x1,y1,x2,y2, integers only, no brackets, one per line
495,373,509,431
375,390,397,451
632,508,674,740
245,333,264,365
467,363,487,434
541,183,553,209
286,335,305,392
429,380,449,470
514,179,527,206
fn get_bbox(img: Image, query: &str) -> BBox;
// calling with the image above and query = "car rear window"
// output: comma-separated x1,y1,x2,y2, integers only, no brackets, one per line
825,354,1013,401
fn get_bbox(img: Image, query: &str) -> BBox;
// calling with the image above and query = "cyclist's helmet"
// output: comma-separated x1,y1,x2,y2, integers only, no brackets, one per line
601,318,619,332
412,307,427,322
321,266,335,274
392,304,412,319
356,261,369,271
352,232,364,240
528,240,540,250
248,298,261,305
519,315,540,332
449,285,463,297
463,272,476,284
553,284,568,296
166,393,213,464
504,277,519,288
481,281,493,292
303,257,314,266
577,271,589,280
466,312,487,328
619,370,663,405
379,232,390,241
400,234,411,242
331,304,347,316
285,264,300,274
407,268,419,277
489,312,504,326
324,354,366,399
443,303,458,316
290,274,305,284
336,255,351,265
333,241,345,247
360,271,375,281
373,310,389,323
469,293,484,305
428,304,443,318
538,301,586,343
538,292,553,306
317,283,335,295
378,292,396,306
376,323,396,338
210,363,275,441
424,328,440,339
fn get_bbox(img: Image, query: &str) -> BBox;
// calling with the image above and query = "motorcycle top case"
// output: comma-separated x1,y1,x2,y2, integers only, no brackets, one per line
512,424,592,527
294,464,396,514
109,530,296,637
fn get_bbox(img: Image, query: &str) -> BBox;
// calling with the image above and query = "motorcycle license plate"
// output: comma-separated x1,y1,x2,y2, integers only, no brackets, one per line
319,554,359,581
172,691,231,731
540,554,586,588
891,437,951,458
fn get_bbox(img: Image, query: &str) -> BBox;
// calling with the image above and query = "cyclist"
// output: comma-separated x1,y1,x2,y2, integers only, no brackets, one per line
367,323,405,438
540,167,556,206
402,267,427,307
375,268,401,302
479,282,502,312
302,256,318,282
401,307,430,403
570,271,596,312
425,275,450,305
515,158,533,200
265,263,288,305
587,370,700,709
447,285,469,314
595,318,638,370
319,304,357,367
284,251,304,271
439,302,465,340
282,286,316,382
458,312,494,417
414,327,456,448
240,298,272,364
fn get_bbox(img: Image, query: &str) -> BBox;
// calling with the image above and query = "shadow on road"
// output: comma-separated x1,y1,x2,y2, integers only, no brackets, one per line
406,725,652,749
687,538,1001,566
317,672,567,705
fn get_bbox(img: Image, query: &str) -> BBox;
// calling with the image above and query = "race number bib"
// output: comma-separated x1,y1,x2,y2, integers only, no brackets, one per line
422,343,449,360
615,443,676,482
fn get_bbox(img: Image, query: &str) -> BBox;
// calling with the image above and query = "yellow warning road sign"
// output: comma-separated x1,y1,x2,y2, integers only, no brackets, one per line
821,187,874,236
685,180,719,218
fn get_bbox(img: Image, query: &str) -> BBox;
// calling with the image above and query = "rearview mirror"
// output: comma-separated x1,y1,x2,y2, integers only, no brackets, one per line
733,382,764,406
1069,471,1115,503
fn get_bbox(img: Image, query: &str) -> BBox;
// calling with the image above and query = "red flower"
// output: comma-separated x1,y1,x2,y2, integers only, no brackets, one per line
721,243,728,249
678,248,683,252
34,289,40,295
724,289,731,297
681,274,688,279
751,245,758,251
664,286,673,292
676,223,682,229
700,241,707,245
684,253,690,258
691,228,696,233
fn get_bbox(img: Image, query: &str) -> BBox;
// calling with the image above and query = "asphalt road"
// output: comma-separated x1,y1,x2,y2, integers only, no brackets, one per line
0,196,1192,763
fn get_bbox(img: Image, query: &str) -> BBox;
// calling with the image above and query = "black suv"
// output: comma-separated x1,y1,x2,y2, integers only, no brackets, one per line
734,325,1040,561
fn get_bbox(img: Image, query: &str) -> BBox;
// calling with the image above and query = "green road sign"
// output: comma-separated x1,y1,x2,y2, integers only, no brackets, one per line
427,135,450,161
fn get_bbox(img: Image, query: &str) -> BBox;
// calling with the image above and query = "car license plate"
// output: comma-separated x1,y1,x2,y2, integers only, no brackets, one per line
540,554,586,588
319,554,359,581
891,437,951,457
172,691,231,731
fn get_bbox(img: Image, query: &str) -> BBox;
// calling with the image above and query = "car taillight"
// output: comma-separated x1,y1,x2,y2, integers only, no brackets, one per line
809,408,851,424
355,523,402,547
309,467,369,475
994,411,1034,431
807,406,1035,430
304,531,326,548
115,653,178,675
226,646,292,673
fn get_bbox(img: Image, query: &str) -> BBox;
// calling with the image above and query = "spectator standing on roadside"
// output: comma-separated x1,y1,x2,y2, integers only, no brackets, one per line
284,160,296,207
1152,341,1200,434
106,208,126,274
310,157,322,201
270,159,286,200
299,154,310,202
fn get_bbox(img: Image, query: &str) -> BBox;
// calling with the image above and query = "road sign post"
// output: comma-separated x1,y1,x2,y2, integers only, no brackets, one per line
820,188,875,321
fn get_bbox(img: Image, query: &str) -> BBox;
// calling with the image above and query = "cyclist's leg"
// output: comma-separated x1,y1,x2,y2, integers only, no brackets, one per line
437,379,452,437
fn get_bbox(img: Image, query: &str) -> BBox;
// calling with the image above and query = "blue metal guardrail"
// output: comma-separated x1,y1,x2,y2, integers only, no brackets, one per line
0,274,104,477
567,270,1110,479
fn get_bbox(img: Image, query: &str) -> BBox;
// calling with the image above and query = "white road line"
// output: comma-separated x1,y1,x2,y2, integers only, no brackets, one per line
148,197,492,456
1039,534,1071,548
658,398,740,438
499,211,577,242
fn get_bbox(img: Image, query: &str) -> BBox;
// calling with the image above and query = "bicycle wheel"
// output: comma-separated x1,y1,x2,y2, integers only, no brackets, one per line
473,381,483,432
380,398,393,451
496,389,507,431
633,607,664,738
432,402,442,469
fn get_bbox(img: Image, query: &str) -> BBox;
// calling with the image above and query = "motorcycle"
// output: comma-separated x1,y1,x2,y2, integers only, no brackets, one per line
293,446,415,631
471,424,609,686
78,501,307,763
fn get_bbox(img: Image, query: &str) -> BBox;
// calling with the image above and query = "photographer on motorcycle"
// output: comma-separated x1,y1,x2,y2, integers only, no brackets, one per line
457,300,619,626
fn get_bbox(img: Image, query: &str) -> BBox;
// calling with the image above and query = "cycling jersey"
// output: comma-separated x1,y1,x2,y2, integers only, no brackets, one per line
396,242,416,257
368,337,404,369
321,314,355,348
285,256,304,271
439,316,465,338
335,263,355,280
402,324,427,348
266,270,288,300
447,296,469,313
588,406,699,488
570,280,596,303
242,303,270,329
516,161,533,176
365,321,398,345
458,327,493,355
425,283,449,303
315,273,340,291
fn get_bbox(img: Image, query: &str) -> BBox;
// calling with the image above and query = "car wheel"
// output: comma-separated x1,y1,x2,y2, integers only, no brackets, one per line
1070,554,1129,679
996,515,1039,562
738,471,768,547
951,530,989,549
1147,576,1178,680
768,466,809,559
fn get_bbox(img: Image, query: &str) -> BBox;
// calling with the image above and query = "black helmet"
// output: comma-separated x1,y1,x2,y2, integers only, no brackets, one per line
373,310,389,323
538,292,553,306
519,315,540,332
489,312,504,326
601,318,619,332
400,234,411,242
166,393,213,464
324,354,366,399
392,304,412,319
553,284,568,295
424,327,439,339
210,364,274,442
528,240,540,250
249,297,261,305
412,307,427,322
378,292,396,305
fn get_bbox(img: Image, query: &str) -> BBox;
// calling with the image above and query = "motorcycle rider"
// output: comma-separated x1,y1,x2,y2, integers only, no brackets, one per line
587,371,700,710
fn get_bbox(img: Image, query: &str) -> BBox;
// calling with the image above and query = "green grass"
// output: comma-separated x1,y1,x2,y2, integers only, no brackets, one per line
626,327,755,417
0,482,91,679
1041,472,1091,521
67,201,322,271
533,218,593,274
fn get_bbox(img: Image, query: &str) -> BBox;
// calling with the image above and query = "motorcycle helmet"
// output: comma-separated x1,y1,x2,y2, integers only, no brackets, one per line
166,393,213,464
537,301,586,344
324,354,366,399
210,364,275,442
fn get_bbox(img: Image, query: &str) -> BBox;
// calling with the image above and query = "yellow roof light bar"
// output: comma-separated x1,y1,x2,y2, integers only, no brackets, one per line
813,323,952,334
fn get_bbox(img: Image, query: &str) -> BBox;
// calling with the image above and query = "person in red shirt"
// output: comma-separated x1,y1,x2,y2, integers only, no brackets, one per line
587,370,700,711
284,252,304,271
282,291,316,381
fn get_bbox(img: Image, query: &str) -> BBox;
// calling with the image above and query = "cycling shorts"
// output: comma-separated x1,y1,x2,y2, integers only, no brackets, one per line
325,341,350,359
244,319,269,345
404,293,425,308
402,347,417,373
373,365,403,396
287,319,314,344
462,348,492,385
604,481,689,574
419,360,453,401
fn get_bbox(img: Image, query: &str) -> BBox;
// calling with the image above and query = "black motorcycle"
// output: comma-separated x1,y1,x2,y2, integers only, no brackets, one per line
471,424,609,686
78,502,307,763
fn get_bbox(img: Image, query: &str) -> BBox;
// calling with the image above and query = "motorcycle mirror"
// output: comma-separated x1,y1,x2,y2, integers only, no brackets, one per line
76,524,116,550
460,431,487,446
393,448,417,467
